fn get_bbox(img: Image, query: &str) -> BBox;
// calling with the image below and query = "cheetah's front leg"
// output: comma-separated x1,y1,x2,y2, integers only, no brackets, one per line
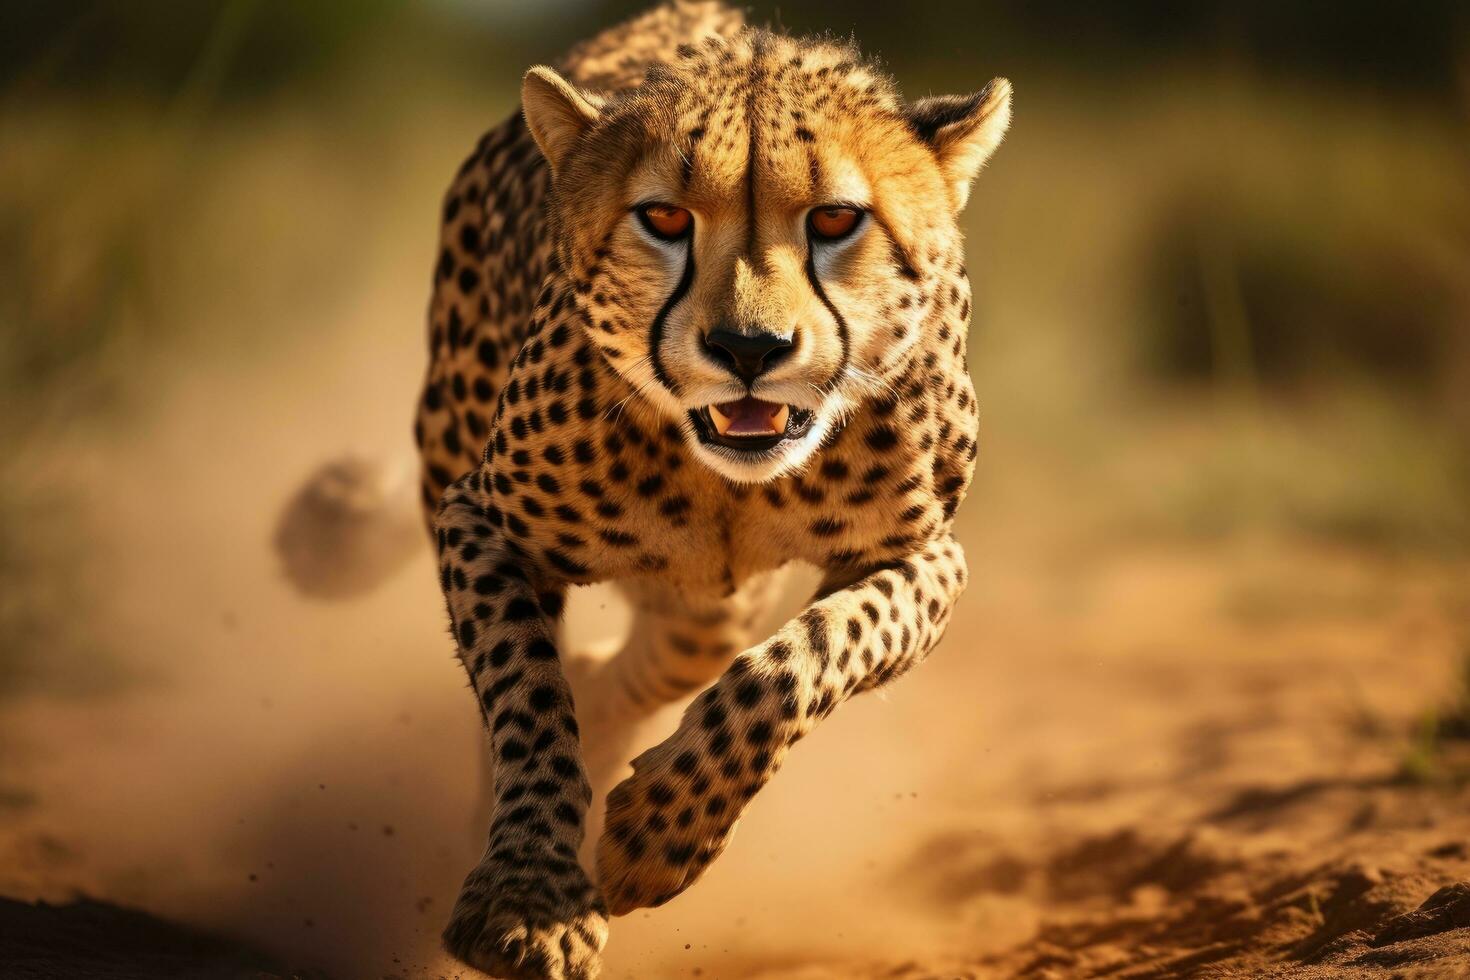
435,473,608,980
595,533,969,913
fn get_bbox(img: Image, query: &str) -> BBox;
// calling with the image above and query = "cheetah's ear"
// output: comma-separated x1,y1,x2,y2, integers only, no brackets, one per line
906,77,1012,211
521,66,603,175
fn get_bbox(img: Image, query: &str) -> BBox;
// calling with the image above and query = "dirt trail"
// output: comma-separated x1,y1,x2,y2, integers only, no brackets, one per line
2,303,1468,979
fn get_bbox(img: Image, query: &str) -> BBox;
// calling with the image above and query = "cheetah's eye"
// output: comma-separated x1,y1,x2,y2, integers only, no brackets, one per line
637,203,693,241
808,206,863,241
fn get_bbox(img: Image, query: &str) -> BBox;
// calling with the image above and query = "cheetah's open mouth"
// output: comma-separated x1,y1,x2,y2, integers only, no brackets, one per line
690,397,814,452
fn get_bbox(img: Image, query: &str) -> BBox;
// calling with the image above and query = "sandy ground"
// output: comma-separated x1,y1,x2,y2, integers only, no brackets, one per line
2,302,1469,979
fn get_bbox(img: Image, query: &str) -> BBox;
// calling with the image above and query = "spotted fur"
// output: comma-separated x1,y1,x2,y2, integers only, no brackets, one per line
418,3,1010,977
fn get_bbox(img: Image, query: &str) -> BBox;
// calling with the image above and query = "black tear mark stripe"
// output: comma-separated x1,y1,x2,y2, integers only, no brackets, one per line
649,237,696,396
805,246,850,388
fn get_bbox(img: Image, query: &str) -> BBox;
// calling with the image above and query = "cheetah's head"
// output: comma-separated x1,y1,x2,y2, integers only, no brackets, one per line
522,31,1010,483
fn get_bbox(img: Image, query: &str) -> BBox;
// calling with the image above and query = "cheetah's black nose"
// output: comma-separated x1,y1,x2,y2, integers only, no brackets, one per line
703,329,793,385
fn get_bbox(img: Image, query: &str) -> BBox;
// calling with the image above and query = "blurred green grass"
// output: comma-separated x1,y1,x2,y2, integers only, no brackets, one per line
1400,646,1470,786
968,74,1470,553
2,1,1469,696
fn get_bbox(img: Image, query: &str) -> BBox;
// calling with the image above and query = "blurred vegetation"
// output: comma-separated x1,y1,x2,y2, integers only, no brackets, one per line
1401,645,1470,786
2,0,1469,694
1442,649,1470,740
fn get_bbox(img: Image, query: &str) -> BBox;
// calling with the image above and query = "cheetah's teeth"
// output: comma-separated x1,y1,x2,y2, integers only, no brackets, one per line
705,398,792,438
708,402,732,436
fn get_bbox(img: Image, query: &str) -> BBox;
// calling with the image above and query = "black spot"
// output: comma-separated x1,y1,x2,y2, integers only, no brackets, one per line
865,426,900,451
458,224,480,255
734,679,763,709
545,549,589,577
503,598,538,621
819,459,849,480
487,641,513,668
809,517,846,537
443,425,463,457
599,529,638,547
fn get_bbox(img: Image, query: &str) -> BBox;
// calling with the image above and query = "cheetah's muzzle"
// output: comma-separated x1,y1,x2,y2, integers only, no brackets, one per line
690,398,814,453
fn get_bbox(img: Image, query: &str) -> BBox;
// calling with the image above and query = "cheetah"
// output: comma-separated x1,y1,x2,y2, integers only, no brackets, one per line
409,2,1009,976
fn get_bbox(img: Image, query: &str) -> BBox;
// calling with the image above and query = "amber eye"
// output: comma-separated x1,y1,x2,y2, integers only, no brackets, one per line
638,203,693,240
809,206,863,240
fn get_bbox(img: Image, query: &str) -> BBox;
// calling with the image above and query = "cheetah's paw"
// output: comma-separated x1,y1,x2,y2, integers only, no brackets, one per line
595,726,754,915
443,849,608,980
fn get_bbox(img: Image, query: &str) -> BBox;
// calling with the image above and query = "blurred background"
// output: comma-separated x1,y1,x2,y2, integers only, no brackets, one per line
2,2,1469,978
